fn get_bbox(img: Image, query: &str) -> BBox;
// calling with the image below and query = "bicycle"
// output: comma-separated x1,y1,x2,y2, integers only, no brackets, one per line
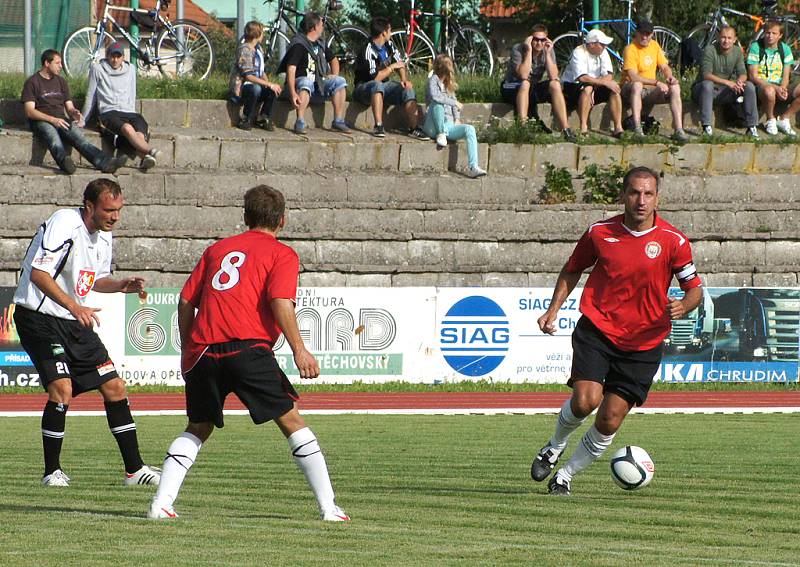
686,0,799,61
62,0,214,80
390,0,494,75
551,0,681,73
259,0,368,75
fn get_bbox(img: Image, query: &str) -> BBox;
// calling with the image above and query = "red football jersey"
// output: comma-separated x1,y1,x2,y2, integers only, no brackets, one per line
180,230,299,372
565,213,702,351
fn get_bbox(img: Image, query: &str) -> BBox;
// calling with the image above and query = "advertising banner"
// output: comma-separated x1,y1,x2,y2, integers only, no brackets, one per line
0,286,797,388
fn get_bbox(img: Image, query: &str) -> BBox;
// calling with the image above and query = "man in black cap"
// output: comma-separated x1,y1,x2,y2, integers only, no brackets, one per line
21,49,127,174
620,22,689,142
80,42,161,170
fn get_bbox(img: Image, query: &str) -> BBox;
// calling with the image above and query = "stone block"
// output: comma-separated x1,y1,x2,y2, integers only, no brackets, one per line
148,137,175,168
709,143,754,173
114,237,214,271
0,271,18,286
398,143,447,172
688,209,736,234
334,142,400,171
0,134,35,165
165,172,257,204
752,143,797,173
527,272,562,286
533,143,578,174
407,240,454,267
427,272,484,286
299,271,347,287
361,240,409,266
482,272,529,286
666,144,709,172
347,174,438,204
718,241,767,266
436,174,485,202
316,241,363,265
621,144,668,172
332,208,422,237
702,175,751,203
113,172,166,204
765,241,800,265
345,273,393,286
692,240,720,266
658,175,707,204
284,240,317,264
703,272,752,287
119,205,243,237
116,270,191,287
0,239,30,268
753,272,798,286
266,141,310,170
0,174,72,204
0,204,61,232
140,99,188,128
488,143,535,176
483,176,531,205
391,273,442,286
461,103,513,124
187,99,232,129
174,136,220,168
577,144,624,171
747,174,800,203
220,140,267,170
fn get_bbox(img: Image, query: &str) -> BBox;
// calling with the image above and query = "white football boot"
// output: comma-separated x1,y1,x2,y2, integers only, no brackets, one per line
124,464,161,486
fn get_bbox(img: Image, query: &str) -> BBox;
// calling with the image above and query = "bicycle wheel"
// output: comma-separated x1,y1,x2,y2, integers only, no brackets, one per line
327,25,369,75
451,25,494,76
155,20,214,79
390,30,436,75
551,32,582,73
686,23,715,51
62,26,113,77
263,27,292,75
654,26,682,68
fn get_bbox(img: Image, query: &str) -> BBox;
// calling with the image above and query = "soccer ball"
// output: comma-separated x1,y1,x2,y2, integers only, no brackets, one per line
609,445,655,490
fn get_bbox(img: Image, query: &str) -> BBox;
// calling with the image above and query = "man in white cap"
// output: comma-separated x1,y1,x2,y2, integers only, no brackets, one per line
561,29,624,137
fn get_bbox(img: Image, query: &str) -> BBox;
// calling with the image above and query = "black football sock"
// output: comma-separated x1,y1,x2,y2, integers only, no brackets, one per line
42,400,68,476
105,398,144,474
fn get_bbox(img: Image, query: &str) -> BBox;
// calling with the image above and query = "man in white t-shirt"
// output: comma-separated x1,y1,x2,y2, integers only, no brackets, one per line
13,178,160,488
561,29,623,137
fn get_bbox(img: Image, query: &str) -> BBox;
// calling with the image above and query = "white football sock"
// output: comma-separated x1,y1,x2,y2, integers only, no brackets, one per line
548,398,587,453
558,425,615,482
154,432,202,507
288,427,336,513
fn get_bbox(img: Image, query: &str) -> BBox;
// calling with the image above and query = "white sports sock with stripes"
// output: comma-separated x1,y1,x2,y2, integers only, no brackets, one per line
548,398,588,453
288,427,336,514
557,425,615,482
153,432,202,507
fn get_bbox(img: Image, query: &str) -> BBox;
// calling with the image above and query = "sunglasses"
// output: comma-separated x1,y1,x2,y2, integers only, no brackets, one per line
532,37,548,43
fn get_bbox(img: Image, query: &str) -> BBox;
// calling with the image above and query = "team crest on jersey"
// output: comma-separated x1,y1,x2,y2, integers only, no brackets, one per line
75,270,96,297
645,241,662,259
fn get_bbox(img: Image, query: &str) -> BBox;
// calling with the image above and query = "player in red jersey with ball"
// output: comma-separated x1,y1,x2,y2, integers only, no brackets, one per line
148,185,348,521
531,166,703,495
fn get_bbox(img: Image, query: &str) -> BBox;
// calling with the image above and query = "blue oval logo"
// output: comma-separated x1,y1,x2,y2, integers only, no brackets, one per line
439,296,510,376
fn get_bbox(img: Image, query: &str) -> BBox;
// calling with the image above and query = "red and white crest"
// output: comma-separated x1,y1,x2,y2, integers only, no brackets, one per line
645,241,662,259
75,270,96,297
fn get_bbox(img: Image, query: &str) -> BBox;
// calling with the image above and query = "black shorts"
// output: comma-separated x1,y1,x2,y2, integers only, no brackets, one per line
99,110,149,138
568,316,663,406
184,339,299,428
13,305,119,395
562,82,613,110
501,79,552,105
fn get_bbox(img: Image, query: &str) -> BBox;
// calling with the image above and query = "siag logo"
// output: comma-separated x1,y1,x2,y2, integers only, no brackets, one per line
439,295,510,377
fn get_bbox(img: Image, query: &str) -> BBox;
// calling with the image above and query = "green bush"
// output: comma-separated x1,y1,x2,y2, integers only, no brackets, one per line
541,162,576,204
582,159,628,204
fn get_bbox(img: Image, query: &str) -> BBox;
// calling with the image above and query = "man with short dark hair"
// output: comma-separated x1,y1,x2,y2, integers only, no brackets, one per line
500,23,576,141
278,12,350,135
80,41,162,169
148,185,348,522
13,178,159,487
21,49,126,174
692,26,758,138
354,16,428,139
530,166,703,496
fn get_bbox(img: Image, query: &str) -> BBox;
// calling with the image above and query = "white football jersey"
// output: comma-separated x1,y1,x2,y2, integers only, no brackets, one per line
14,208,113,320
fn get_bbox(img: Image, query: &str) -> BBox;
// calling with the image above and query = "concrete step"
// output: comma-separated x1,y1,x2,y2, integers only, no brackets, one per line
2,127,799,177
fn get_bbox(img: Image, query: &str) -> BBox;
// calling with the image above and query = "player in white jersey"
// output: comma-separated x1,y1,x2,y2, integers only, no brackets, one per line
13,178,161,487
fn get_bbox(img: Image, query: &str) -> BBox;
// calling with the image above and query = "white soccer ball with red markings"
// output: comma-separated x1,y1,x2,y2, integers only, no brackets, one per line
610,445,655,490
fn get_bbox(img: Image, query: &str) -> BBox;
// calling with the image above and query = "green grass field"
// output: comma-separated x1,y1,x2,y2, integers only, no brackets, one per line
0,413,798,566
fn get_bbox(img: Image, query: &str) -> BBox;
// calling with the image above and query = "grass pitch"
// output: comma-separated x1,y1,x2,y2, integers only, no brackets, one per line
0,413,798,566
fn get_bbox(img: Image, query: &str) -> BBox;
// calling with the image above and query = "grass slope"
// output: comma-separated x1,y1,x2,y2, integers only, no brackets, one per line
0,414,798,566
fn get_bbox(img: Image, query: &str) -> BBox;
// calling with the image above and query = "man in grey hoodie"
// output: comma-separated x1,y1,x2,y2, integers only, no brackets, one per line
81,42,161,170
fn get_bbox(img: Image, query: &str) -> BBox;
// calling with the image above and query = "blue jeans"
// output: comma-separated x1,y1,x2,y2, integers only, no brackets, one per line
353,80,416,106
29,120,108,170
294,75,347,102
241,82,276,123
422,103,478,168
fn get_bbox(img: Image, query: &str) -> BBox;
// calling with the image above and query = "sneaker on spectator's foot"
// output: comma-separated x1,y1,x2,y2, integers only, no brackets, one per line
435,133,448,149
465,165,487,179
745,126,760,139
331,119,351,133
562,128,577,143
237,118,253,131
633,125,645,137
671,128,690,143
42,469,70,486
101,155,127,174
548,474,571,496
408,127,430,140
373,124,386,138
776,116,797,136
294,119,307,135
148,498,178,520
531,118,552,134
321,505,350,522
702,124,713,136
141,149,159,170
255,117,275,131
124,465,161,486
765,118,778,135
531,444,561,482
60,157,76,174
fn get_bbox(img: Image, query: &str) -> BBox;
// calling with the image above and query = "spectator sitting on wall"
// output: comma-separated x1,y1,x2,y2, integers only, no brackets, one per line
560,29,624,138
80,41,162,170
22,49,126,175
500,23,576,142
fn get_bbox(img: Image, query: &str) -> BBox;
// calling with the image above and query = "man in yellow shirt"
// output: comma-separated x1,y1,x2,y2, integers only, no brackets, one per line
621,21,689,142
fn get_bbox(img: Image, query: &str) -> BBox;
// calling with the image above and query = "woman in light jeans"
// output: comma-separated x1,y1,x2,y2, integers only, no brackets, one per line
423,54,487,178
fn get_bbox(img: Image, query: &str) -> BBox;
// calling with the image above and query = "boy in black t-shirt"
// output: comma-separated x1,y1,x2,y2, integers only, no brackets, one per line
21,49,126,174
277,12,350,135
